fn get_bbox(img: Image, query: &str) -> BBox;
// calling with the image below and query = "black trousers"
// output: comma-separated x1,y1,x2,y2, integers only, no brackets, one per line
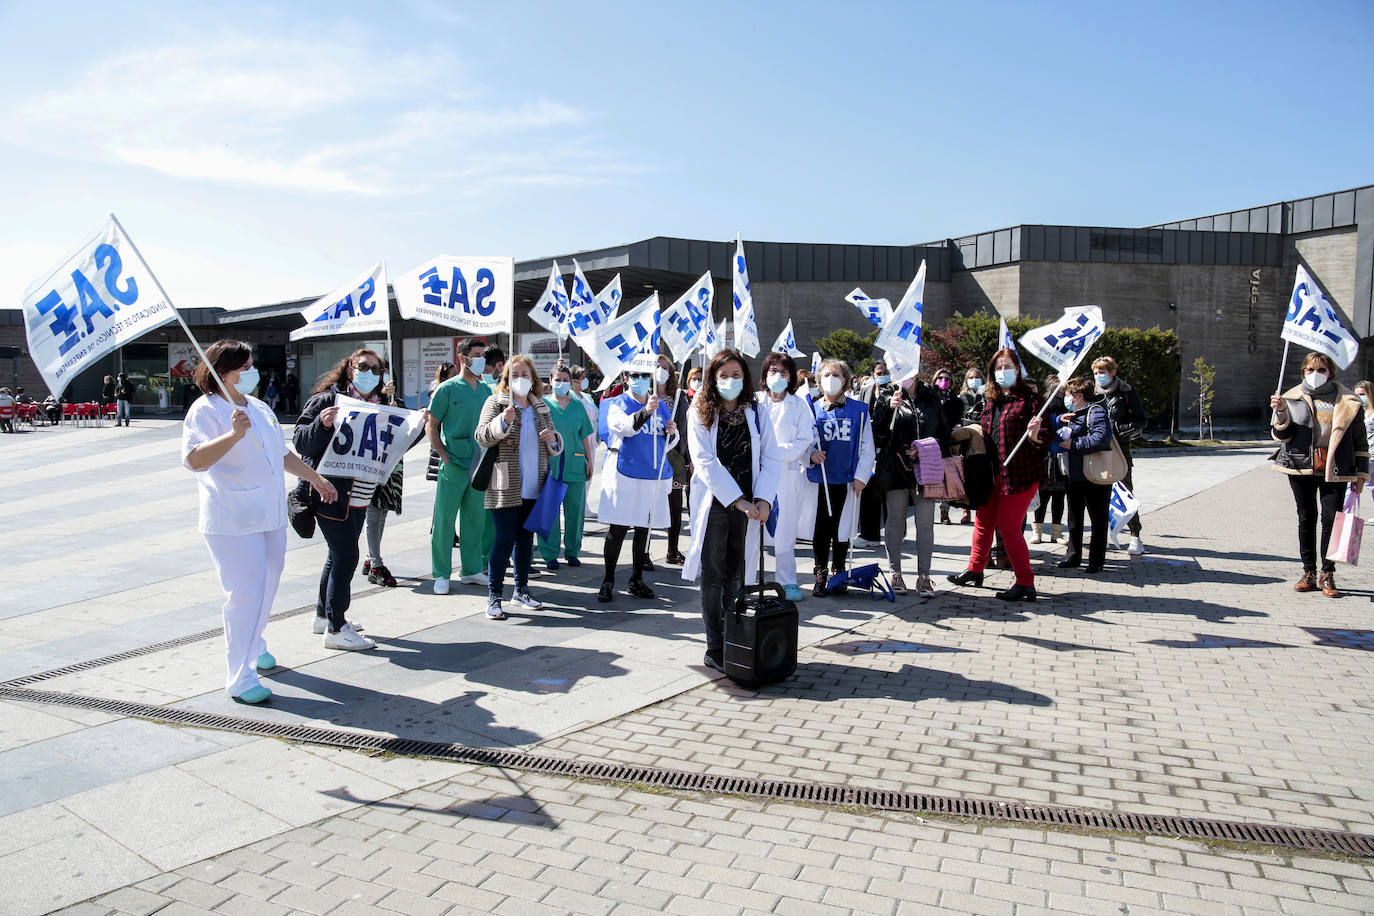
316,507,367,630
1065,480,1111,568
1289,475,1347,573
701,501,749,661
1033,490,1065,525
1121,444,1142,537
668,487,684,555
812,483,851,572
858,479,884,541
604,524,649,584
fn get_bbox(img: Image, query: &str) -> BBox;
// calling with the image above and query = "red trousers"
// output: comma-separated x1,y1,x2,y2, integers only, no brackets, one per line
968,477,1039,586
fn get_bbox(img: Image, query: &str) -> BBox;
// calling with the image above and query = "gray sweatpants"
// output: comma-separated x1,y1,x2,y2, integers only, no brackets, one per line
885,488,936,577
365,505,388,565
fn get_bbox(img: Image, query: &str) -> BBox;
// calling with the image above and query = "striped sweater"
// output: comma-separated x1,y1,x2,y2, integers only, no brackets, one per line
474,393,564,510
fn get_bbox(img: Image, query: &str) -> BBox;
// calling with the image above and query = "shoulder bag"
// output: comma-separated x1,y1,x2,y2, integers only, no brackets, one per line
1082,409,1128,485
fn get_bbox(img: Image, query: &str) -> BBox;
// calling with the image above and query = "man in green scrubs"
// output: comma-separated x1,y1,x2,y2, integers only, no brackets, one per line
539,364,597,569
428,338,495,593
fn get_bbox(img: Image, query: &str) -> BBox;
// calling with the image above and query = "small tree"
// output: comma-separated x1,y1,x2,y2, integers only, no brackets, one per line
816,328,879,376
1190,356,1216,440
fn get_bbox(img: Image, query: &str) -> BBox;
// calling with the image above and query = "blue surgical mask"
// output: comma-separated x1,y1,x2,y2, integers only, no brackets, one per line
481,374,496,386
994,369,1017,388
1094,373,1112,388
1064,395,1076,412
766,373,788,393
629,377,652,396
718,377,744,400
234,367,260,394
968,378,982,392
468,357,486,376
1361,395,1370,408
352,370,379,395
552,381,571,397
874,375,891,386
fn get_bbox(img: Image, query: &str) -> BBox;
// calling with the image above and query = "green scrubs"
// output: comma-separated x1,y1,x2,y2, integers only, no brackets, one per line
538,394,595,561
430,375,494,578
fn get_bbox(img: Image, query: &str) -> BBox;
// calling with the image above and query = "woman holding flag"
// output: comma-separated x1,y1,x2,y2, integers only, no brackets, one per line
597,367,677,602
183,340,337,704
808,359,876,597
684,349,781,671
754,352,817,601
948,349,1047,601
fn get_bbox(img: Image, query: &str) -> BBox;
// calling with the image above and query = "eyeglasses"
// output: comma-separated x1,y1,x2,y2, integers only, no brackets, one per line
440,362,455,370
356,362,380,372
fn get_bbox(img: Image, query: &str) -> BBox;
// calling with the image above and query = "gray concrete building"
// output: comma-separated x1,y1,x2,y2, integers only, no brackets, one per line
3,183,1369,424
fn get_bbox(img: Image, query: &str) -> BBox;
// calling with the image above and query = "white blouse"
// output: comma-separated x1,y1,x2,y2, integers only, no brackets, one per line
182,393,289,536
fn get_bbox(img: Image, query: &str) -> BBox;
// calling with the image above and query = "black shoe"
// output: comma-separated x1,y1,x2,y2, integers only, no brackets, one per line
1084,563,1103,574
1055,559,1080,569
597,582,613,603
995,584,1037,602
812,570,829,598
946,570,984,587
626,579,655,599
702,654,724,673
641,558,656,573
565,556,581,568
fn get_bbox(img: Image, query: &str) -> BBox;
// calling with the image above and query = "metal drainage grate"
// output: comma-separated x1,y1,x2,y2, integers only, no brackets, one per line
4,685,1372,859
0,586,388,689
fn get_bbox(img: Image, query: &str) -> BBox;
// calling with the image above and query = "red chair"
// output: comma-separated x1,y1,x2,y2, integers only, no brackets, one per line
79,403,99,426
62,403,79,425
0,404,15,432
18,403,38,427
104,403,117,421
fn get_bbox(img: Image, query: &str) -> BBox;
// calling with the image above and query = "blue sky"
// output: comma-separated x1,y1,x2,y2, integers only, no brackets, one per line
2,0,1371,310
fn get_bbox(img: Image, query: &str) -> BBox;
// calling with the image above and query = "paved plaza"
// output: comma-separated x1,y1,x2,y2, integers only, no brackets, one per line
2,420,1374,914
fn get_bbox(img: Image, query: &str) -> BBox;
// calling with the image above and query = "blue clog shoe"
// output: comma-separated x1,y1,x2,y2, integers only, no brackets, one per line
256,651,277,671
233,686,272,705
783,584,805,602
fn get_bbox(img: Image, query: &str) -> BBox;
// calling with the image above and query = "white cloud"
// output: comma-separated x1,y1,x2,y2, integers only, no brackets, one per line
6,34,621,199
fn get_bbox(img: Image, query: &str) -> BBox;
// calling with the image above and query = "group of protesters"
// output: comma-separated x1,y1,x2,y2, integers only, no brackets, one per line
181,331,1369,704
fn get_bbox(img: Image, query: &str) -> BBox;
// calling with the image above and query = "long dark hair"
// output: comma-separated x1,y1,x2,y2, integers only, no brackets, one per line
985,348,1035,403
195,340,252,395
758,352,798,394
313,348,381,395
695,349,755,427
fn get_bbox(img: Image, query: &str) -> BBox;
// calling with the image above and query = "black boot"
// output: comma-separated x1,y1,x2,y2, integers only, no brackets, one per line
597,581,613,603
946,569,984,587
995,583,1037,602
812,569,829,598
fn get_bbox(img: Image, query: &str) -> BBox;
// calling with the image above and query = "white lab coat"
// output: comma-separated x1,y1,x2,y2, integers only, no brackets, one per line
682,401,782,581
754,391,817,585
182,392,290,697
598,395,675,528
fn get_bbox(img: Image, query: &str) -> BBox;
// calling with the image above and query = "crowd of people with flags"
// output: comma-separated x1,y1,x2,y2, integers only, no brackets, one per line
19,215,1370,703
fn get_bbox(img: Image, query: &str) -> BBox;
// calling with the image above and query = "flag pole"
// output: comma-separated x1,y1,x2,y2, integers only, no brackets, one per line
1002,378,1067,467
1274,339,1290,396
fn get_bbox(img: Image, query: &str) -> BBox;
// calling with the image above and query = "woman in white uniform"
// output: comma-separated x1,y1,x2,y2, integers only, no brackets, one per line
183,340,337,704
597,367,677,602
754,352,821,602
683,349,781,671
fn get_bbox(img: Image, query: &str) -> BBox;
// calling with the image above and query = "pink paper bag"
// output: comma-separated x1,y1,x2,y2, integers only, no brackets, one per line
1327,490,1364,566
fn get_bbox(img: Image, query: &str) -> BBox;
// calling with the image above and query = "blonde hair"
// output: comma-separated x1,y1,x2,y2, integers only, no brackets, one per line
1301,352,1336,375
497,354,544,398
1091,356,1117,373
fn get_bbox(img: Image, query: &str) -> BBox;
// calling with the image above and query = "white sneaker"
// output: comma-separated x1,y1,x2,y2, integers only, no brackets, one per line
313,616,363,634
512,589,543,610
486,598,508,620
460,572,490,586
1127,537,1145,556
854,536,880,549
323,623,376,651
433,577,451,595
890,573,908,595
916,576,937,598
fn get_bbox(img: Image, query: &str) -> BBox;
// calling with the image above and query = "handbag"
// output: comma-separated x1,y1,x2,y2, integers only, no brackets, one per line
923,456,966,502
524,454,569,539
287,478,316,539
469,443,498,491
1082,409,1128,485
1327,489,1364,566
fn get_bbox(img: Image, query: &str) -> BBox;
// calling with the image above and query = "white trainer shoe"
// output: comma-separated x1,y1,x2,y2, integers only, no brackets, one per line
312,616,363,635
1127,537,1145,556
854,536,880,549
433,577,451,595
486,598,508,620
323,623,376,651
460,572,490,586
512,589,543,610
916,576,937,598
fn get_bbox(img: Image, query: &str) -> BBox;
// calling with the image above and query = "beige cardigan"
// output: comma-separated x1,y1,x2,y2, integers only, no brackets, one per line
474,393,564,509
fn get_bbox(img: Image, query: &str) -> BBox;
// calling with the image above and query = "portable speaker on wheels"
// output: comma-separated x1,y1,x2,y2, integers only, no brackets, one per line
724,535,798,688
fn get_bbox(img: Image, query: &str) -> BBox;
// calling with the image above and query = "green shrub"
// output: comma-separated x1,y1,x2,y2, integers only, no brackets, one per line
816,328,880,377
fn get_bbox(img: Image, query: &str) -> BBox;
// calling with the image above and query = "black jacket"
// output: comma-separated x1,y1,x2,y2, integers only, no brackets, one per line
959,391,984,424
115,378,136,400
294,386,394,521
871,383,962,491
1096,378,1145,443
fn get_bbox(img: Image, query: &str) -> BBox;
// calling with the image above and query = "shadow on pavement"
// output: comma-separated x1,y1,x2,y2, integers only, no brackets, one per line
759,660,1053,707
321,781,560,830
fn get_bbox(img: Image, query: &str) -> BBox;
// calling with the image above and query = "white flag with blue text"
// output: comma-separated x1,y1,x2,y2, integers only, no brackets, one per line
594,274,623,324
846,288,891,329
393,254,514,335
998,316,1029,378
23,214,177,395
874,261,925,378
732,235,760,357
661,271,714,362
703,317,728,360
811,351,821,375
1108,481,1140,535
771,318,805,358
317,395,428,484
586,293,661,389
1020,306,1105,376
528,262,571,340
1282,265,1359,370
566,260,602,342
291,263,390,342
